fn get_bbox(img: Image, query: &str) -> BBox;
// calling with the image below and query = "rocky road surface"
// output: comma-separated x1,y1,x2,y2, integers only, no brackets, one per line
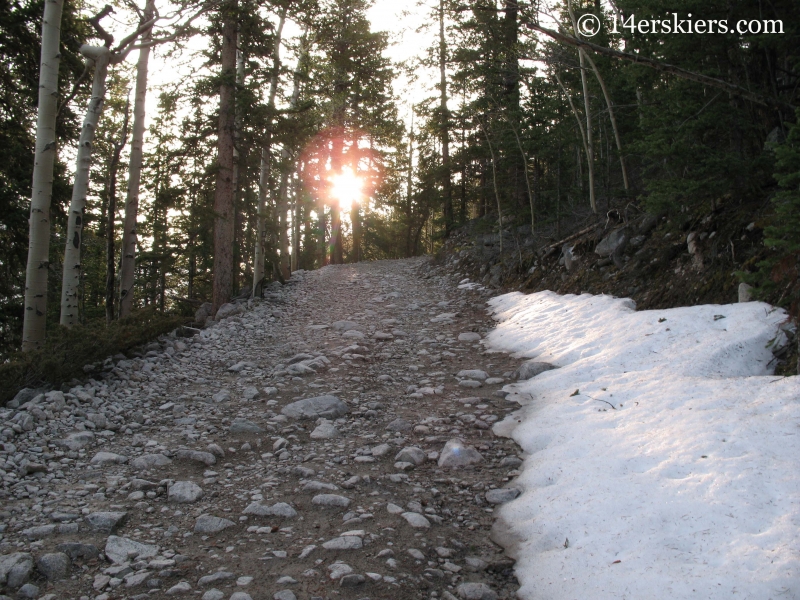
0,258,526,600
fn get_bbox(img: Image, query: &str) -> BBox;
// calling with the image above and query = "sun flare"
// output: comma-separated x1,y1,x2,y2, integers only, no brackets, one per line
329,168,363,212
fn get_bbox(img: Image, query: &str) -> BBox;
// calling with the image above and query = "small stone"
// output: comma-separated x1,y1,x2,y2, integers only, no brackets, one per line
394,446,425,465
197,572,234,586
464,557,488,571
458,332,481,342
274,591,296,600
85,511,127,532
459,379,482,388
485,488,521,504
212,390,231,403
15,583,38,599
131,453,172,470
201,590,224,600
457,582,498,600
386,418,412,432
371,443,392,457
438,439,483,468
55,542,99,560
386,503,403,514
166,581,192,595
499,456,522,468
400,512,431,529
169,481,204,504
457,369,489,380
281,395,349,419
236,576,253,586
312,494,351,508
243,502,297,518
36,553,70,581
104,536,158,564
738,282,753,302
327,561,353,580
229,593,253,600
515,360,557,381
339,574,366,587
90,451,127,466
194,515,235,534
407,548,425,560
322,536,363,550
174,449,217,466
229,419,264,434
310,419,340,440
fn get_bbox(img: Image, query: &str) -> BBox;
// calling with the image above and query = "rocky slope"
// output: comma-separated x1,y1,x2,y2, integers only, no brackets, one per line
0,258,527,600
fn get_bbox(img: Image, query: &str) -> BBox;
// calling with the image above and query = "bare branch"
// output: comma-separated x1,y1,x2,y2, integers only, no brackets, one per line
87,4,114,47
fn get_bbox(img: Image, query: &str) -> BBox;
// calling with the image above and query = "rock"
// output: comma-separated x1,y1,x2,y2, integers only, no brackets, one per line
312,494,351,508
485,488,521,504
457,369,489,380
408,548,425,560
274,591,297,600
387,503,403,514
242,386,260,400
230,593,253,600
465,557,489,571
310,419,340,439
131,453,172,470
499,456,522,468
373,331,394,340
340,574,366,587
515,360,557,381
457,582,498,600
459,379,482,388
85,511,127,532
229,418,264,433
438,439,483,468
738,282,753,302
394,447,425,465
322,536,363,550
90,451,127,466
166,581,192,595
194,515,235,534
169,481,204,503
105,536,158,564
201,590,224,600
195,302,212,324
212,390,231,403
57,430,95,451
215,303,243,320
596,227,629,257
197,572,234,586
400,512,431,528
458,332,481,342
342,329,365,339
371,443,392,457
55,543,99,561
332,320,361,332
327,562,353,579
243,502,297,518
281,395,349,420
174,449,217,466
15,583,38,599
0,553,33,588
386,418,412,432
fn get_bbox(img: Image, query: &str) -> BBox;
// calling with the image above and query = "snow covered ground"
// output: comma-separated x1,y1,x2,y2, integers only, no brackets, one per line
485,291,800,600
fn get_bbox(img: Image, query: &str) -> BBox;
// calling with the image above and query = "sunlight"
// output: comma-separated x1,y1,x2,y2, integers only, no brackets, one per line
329,167,363,212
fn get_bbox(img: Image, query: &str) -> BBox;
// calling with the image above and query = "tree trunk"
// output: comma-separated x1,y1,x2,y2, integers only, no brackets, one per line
439,0,453,235
253,146,269,297
231,34,245,295
212,0,238,314
479,121,503,254
405,117,414,258
119,0,156,318
22,0,65,351
60,45,111,326
105,99,129,323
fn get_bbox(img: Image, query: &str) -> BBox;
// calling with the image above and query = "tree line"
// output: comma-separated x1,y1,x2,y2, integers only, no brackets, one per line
2,0,798,355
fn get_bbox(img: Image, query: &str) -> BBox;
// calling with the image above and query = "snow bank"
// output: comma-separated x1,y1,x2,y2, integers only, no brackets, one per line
486,291,799,600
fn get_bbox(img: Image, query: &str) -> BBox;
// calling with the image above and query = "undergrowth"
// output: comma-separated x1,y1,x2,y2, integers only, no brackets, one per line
0,308,187,404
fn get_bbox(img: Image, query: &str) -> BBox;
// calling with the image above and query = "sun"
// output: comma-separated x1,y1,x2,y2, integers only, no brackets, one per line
329,167,363,212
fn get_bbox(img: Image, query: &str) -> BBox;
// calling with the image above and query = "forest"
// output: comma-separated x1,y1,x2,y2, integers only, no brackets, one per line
1,0,799,363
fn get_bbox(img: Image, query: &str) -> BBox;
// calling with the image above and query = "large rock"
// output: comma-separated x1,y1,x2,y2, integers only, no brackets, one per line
0,553,33,588
243,502,297,519
90,451,127,466
515,360,557,381
36,553,70,581
281,395,349,420
395,447,425,466
401,512,431,529
168,481,204,504
194,515,235,534
438,439,483,468
595,226,630,257
84,511,127,532
105,537,158,564
215,303,243,320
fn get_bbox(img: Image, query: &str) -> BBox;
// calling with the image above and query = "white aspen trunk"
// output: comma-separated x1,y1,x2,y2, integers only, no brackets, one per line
22,0,65,351
554,71,591,186
252,147,268,296
291,176,300,271
252,11,285,295
60,45,111,326
119,0,156,318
